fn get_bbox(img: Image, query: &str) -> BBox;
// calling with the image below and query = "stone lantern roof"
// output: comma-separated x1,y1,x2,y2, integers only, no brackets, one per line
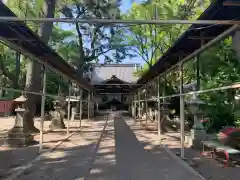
14,95,26,102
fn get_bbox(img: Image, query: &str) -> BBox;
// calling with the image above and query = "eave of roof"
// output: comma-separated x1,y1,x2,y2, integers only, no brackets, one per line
92,63,141,67
137,0,240,85
0,2,93,92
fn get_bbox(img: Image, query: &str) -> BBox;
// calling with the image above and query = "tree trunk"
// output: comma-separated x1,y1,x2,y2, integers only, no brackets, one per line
23,0,56,133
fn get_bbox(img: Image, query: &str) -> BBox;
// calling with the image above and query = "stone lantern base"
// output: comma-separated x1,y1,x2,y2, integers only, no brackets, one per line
49,108,66,130
186,128,206,149
4,127,34,147
49,119,66,130
4,112,34,147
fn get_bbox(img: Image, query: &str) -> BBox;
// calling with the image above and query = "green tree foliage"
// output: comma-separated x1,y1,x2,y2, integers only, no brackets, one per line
60,0,132,75
124,0,210,74
1,0,240,132
1,0,131,132
125,0,240,131
197,38,240,131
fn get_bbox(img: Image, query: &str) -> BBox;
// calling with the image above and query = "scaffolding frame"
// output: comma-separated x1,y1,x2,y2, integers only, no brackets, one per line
131,24,240,159
0,2,240,159
1,16,240,25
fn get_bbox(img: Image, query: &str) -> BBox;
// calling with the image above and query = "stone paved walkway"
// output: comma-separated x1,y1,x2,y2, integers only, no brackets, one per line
87,114,203,180
6,112,204,180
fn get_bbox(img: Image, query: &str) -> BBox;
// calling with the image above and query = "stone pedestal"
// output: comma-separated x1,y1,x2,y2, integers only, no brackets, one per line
187,128,206,149
49,110,66,129
184,82,207,149
186,115,206,149
49,119,66,129
149,108,152,119
49,99,66,130
71,106,77,121
159,108,169,133
96,103,99,113
5,108,33,147
132,104,135,117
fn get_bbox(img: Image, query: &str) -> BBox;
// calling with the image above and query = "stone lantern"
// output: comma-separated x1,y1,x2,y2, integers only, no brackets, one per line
160,100,170,115
160,100,170,131
187,97,205,129
66,96,79,121
185,89,207,148
5,95,33,146
49,97,66,130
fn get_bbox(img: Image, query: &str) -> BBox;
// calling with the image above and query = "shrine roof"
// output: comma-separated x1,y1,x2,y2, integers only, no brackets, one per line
90,64,140,85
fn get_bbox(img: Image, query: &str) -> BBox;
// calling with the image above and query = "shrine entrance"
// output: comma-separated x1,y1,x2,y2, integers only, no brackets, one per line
90,64,141,111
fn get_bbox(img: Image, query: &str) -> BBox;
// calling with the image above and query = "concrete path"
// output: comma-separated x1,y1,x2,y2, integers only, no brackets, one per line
12,112,204,180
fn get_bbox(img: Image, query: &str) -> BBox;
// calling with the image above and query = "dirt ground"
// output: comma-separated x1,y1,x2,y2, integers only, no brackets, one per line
0,114,239,180
0,116,91,179
140,127,240,180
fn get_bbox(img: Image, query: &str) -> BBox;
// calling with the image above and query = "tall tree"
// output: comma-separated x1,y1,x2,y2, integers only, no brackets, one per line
4,0,58,132
23,0,57,133
60,0,131,75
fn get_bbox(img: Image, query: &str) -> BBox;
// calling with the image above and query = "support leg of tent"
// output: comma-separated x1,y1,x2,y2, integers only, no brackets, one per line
39,64,47,152
179,63,185,158
138,91,141,122
134,94,137,120
92,92,94,117
88,91,90,120
145,84,148,124
157,76,161,137
131,95,134,118
79,88,82,128
67,83,71,135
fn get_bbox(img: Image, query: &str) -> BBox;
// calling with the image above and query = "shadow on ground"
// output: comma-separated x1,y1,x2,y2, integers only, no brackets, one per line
0,146,39,179
152,132,240,180
87,117,201,180
0,114,223,180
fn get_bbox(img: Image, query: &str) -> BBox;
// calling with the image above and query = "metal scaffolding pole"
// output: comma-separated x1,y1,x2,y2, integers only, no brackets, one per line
79,88,83,128
39,65,47,152
67,83,71,135
134,94,136,120
88,92,90,120
179,63,185,158
1,16,240,25
0,85,88,101
138,91,141,120
145,84,148,124
131,95,134,117
157,76,161,137
92,92,94,117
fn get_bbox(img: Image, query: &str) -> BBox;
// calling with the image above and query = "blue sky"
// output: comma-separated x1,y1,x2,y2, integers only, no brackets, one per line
120,0,137,13
120,0,143,65
60,0,144,65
